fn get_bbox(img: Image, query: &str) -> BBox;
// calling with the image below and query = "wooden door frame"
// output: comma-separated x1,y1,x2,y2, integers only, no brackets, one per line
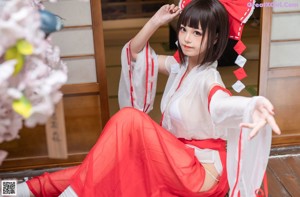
91,0,110,125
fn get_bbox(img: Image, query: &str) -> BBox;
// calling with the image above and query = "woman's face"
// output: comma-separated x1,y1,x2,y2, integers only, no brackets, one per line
178,24,208,61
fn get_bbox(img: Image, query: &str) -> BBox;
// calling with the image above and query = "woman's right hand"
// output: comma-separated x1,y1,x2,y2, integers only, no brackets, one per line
152,4,181,26
130,4,180,61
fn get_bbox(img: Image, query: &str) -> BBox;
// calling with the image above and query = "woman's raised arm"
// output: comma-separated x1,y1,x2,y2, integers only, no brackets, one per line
130,4,180,61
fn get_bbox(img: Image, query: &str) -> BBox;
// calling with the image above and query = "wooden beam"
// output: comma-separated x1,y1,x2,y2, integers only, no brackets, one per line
61,83,100,95
61,54,94,60
268,66,300,78
259,4,273,96
271,39,300,43
90,0,110,126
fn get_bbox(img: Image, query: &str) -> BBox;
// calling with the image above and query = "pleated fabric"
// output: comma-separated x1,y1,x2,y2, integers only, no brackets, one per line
27,107,229,197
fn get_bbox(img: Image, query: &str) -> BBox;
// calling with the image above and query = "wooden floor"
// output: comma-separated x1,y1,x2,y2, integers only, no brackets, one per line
267,146,300,197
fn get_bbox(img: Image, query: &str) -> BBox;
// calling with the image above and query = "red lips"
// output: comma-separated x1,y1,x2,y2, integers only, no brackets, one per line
183,45,192,49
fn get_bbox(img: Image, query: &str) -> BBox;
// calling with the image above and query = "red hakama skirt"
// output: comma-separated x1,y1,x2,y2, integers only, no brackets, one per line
27,108,229,197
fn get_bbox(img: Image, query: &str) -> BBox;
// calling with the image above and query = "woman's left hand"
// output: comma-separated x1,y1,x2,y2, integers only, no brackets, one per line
239,97,281,139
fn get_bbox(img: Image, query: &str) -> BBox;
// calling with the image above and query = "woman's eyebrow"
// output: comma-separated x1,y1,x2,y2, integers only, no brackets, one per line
195,28,203,32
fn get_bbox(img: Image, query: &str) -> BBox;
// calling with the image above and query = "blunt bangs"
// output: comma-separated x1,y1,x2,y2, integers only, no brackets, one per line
179,4,207,30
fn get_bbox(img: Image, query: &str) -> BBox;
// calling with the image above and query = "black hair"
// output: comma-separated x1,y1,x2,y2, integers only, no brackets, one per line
177,0,229,65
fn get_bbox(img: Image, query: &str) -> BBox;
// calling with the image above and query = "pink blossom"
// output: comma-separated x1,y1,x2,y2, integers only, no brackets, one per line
0,0,67,164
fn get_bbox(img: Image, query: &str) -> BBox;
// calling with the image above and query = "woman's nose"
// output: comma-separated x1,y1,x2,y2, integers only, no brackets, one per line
184,33,191,43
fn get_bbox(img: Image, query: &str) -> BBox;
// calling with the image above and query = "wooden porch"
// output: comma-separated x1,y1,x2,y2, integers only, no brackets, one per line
266,146,300,196
0,146,299,196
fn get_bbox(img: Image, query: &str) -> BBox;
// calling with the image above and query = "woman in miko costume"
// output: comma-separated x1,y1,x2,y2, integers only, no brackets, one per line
18,0,281,196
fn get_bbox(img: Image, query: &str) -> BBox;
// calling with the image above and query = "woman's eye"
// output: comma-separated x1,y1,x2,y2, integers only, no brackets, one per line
194,31,202,36
180,26,186,32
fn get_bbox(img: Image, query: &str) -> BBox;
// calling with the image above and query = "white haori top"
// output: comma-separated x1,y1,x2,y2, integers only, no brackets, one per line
119,42,272,197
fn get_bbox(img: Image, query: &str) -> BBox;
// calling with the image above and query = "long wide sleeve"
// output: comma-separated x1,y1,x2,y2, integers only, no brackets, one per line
210,90,272,197
210,90,251,128
118,42,159,113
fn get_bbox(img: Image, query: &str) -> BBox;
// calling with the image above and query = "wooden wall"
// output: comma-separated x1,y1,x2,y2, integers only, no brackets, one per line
260,0,300,146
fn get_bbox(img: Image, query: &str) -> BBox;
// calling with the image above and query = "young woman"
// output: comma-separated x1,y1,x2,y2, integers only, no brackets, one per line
18,0,280,196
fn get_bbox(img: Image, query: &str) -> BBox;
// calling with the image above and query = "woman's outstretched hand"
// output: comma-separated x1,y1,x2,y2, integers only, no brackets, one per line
152,4,181,26
239,97,281,140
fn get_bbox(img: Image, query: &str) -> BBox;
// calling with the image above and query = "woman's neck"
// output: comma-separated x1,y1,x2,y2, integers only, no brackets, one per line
187,55,204,71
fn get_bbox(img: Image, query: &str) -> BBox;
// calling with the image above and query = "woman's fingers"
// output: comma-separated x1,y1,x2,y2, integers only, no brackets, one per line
240,121,267,139
162,4,179,15
173,5,180,11
259,98,275,115
267,116,281,134
248,120,267,139
239,122,255,129
260,107,281,134
240,110,281,139
169,5,180,15
164,4,180,13
169,4,176,10
163,4,169,11
158,4,180,24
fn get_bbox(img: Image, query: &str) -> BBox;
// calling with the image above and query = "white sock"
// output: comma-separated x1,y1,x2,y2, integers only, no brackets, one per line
59,186,78,197
17,182,31,197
